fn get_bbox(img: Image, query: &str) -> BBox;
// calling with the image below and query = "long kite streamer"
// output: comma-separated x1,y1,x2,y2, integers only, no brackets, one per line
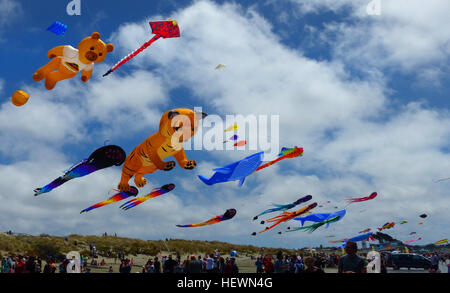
253,195,312,220
287,216,341,233
403,238,422,245
120,184,175,210
80,187,138,213
329,238,348,244
34,145,126,196
253,147,303,174
257,202,317,234
176,209,236,227
359,228,372,234
345,192,377,204
103,20,180,76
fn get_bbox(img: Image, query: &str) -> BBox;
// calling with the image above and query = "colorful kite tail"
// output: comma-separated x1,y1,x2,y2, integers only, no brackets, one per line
120,183,175,210
291,222,325,233
103,35,161,76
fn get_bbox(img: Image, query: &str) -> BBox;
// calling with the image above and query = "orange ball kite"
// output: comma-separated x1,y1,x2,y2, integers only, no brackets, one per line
11,90,30,106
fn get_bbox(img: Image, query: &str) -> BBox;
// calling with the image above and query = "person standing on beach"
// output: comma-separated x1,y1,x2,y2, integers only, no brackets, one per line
255,257,263,273
231,258,239,273
274,252,287,273
338,241,366,273
218,257,225,273
163,255,177,273
431,253,440,271
188,256,203,273
263,255,274,273
154,257,161,273
206,254,214,273
304,256,325,273
15,257,25,273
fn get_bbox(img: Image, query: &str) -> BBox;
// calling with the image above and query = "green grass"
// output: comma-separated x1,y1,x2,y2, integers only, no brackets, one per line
0,232,298,261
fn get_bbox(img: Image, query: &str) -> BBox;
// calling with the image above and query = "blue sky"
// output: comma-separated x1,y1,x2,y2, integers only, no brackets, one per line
0,0,449,250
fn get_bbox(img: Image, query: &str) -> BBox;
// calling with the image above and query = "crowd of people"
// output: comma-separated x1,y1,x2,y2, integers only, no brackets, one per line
1,241,449,273
139,254,239,273
0,255,79,273
253,242,361,273
253,242,450,273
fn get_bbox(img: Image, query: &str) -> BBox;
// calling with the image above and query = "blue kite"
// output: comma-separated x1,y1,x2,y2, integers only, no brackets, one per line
337,232,374,248
47,21,68,35
287,215,342,233
253,195,312,220
198,152,264,187
293,209,347,228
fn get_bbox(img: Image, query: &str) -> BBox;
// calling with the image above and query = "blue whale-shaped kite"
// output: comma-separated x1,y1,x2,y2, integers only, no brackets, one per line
198,152,264,186
336,232,374,248
294,209,346,228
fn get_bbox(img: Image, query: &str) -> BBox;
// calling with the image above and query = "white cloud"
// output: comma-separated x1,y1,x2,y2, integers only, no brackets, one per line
0,0,22,41
0,0,21,27
290,0,450,79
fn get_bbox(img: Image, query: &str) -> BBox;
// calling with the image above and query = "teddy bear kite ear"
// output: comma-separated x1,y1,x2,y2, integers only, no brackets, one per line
91,32,101,40
106,44,114,53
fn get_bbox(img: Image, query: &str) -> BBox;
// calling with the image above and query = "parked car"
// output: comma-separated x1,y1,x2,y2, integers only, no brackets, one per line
387,253,431,270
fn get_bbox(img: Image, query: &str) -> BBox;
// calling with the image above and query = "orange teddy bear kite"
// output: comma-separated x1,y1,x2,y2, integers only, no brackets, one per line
118,109,207,192
33,32,114,90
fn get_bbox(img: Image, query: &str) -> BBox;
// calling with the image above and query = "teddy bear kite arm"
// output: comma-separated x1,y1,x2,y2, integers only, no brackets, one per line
81,68,93,82
47,46,66,59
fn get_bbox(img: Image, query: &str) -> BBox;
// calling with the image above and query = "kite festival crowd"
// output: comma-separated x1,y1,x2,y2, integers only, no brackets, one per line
2,241,449,273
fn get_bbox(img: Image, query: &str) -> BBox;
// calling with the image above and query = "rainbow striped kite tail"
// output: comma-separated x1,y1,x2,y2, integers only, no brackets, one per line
80,207,94,214
122,202,137,210
119,198,137,209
